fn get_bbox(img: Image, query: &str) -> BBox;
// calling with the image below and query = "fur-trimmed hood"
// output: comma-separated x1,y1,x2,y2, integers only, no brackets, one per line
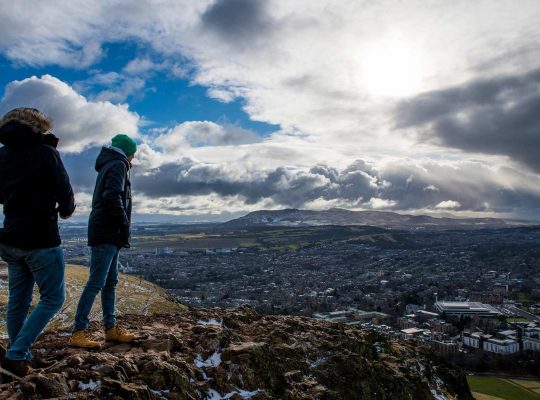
0,108,52,146
0,120,44,146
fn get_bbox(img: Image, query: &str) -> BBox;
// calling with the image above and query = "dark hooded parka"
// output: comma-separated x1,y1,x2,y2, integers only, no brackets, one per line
0,119,75,249
87,147,132,248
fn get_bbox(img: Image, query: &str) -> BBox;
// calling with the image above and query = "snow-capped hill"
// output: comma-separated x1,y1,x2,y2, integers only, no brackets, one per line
217,208,531,231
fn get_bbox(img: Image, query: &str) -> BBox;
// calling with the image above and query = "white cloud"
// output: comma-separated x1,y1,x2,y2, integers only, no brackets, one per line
2,1,540,218
0,75,140,152
155,120,262,150
435,200,461,210
123,57,187,78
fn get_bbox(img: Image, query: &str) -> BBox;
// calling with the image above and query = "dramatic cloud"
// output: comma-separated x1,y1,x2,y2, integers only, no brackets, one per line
200,0,274,47
74,72,146,103
129,156,540,218
2,2,540,219
0,75,140,152
155,121,262,149
396,68,540,171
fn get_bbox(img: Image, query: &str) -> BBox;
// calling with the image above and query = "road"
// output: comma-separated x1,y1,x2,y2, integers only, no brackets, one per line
505,305,540,323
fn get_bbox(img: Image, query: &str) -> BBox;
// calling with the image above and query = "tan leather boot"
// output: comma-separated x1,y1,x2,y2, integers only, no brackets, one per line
68,331,102,349
105,326,135,343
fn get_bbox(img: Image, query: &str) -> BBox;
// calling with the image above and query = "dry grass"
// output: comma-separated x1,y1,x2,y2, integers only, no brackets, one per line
0,264,186,336
473,393,505,400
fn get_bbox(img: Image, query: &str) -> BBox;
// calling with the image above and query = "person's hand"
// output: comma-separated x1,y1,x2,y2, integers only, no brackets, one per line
58,205,76,219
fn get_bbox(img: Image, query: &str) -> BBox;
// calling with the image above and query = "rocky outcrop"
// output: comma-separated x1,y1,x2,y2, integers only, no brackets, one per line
0,306,473,399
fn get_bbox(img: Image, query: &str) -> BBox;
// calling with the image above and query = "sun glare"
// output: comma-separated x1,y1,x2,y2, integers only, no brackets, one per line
360,39,424,98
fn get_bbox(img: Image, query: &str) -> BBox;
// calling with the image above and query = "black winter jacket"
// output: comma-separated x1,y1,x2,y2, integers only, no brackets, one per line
0,121,75,249
87,147,132,248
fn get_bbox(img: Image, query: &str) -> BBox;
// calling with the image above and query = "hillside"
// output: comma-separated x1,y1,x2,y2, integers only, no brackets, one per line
216,208,532,231
0,306,473,399
0,263,186,337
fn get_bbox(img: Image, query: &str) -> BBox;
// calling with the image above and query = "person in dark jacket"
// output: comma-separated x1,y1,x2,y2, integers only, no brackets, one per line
70,134,136,348
0,108,75,377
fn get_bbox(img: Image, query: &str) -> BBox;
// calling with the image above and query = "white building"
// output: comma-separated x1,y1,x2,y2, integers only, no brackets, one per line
463,332,488,348
463,332,519,354
435,301,501,317
483,338,519,354
524,337,540,351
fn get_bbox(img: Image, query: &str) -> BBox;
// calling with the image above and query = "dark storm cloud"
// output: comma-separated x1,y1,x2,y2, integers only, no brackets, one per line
60,146,540,215
396,67,540,172
201,0,273,46
134,160,332,208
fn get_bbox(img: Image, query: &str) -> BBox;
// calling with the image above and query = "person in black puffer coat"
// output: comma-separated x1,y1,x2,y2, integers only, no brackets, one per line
70,134,137,349
0,108,75,378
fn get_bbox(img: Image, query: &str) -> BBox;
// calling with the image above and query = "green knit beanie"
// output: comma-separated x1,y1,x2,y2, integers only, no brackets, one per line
111,134,137,157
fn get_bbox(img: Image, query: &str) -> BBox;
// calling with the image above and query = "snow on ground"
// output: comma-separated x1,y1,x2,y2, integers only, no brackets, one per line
430,389,448,400
78,379,100,391
206,388,262,400
195,352,222,368
197,319,223,327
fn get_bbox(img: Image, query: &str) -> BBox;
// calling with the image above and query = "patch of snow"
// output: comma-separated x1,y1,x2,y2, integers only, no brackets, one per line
308,356,327,368
206,388,262,400
430,389,447,400
195,352,222,368
434,375,445,389
58,332,71,337
236,388,262,398
197,318,223,327
151,389,170,398
78,379,100,391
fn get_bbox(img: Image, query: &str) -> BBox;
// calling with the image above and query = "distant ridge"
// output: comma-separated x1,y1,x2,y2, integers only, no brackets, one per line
217,208,534,231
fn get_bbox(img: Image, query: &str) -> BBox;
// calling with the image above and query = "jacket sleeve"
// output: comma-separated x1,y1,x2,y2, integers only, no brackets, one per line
51,149,76,218
103,161,129,227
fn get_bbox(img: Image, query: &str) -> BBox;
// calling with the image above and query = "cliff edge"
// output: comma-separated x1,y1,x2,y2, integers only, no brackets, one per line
0,306,473,399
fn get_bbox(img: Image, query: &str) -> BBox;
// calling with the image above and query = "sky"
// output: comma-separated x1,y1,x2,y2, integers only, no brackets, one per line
1,0,540,222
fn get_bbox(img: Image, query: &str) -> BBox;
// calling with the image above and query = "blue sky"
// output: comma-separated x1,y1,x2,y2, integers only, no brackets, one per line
1,1,540,221
0,43,278,138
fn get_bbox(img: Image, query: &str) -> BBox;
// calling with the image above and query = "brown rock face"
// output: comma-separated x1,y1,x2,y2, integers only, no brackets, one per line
0,306,473,399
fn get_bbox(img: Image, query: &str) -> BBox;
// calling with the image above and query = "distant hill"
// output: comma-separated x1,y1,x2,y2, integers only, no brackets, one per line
0,263,186,337
217,208,534,231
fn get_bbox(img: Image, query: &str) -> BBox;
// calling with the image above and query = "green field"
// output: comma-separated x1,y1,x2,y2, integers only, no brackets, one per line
468,375,540,400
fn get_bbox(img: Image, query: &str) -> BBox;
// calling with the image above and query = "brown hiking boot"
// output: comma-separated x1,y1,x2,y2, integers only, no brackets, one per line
68,330,102,349
1,358,32,378
105,326,135,343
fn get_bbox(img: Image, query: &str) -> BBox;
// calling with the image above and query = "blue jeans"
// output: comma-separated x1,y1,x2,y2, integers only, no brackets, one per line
0,244,65,361
73,244,120,332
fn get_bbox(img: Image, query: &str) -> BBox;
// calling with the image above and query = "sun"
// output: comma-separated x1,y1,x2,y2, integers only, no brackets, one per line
360,38,424,98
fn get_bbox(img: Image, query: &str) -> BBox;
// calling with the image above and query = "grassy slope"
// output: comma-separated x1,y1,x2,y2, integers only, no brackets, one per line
468,376,540,400
0,264,186,336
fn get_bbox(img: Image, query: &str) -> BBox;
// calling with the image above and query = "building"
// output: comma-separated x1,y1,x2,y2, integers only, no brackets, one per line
463,332,519,354
313,309,391,325
483,338,519,354
398,317,418,329
435,301,501,317
463,332,487,349
400,328,425,340
405,304,421,314
431,340,460,355
523,337,540,351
